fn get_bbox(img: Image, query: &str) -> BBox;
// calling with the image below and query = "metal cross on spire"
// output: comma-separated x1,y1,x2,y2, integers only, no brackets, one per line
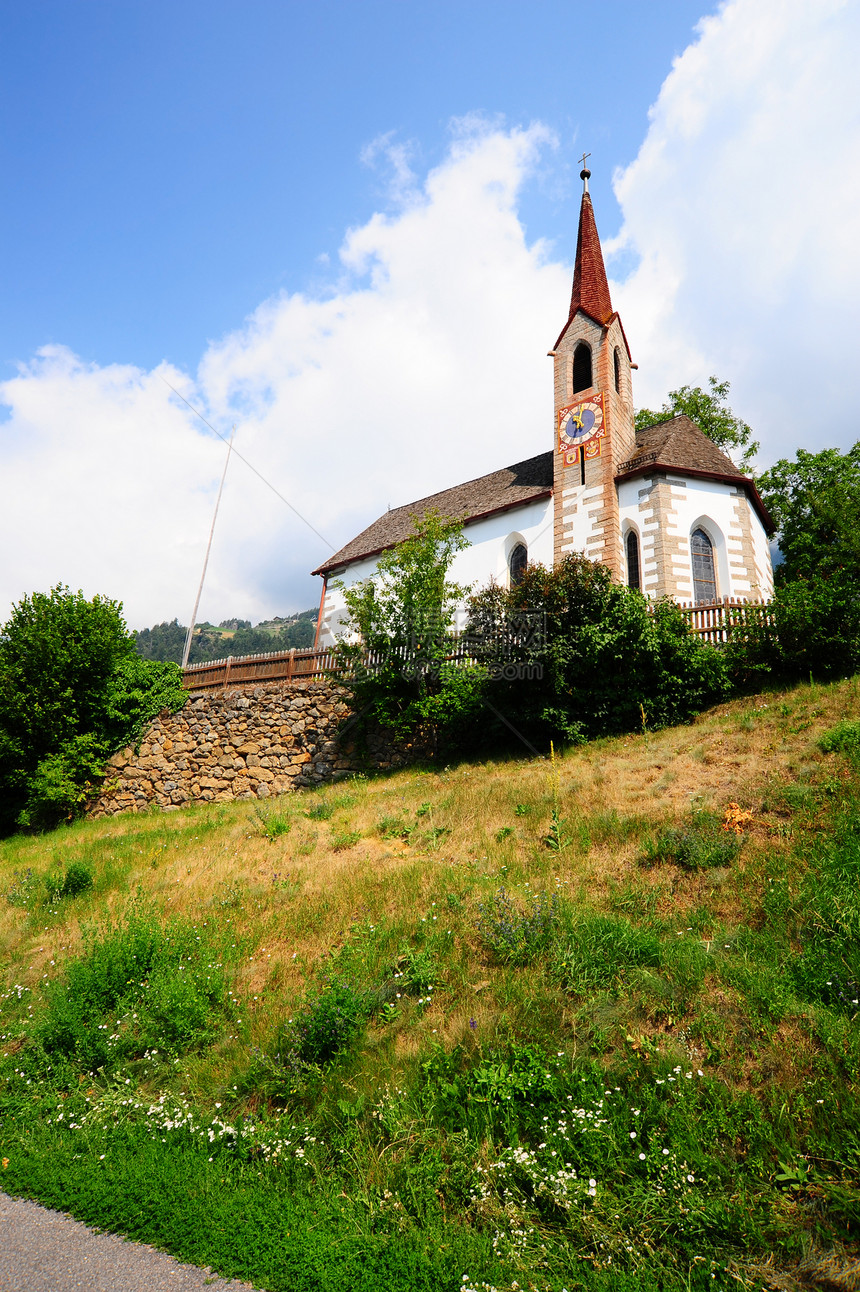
579,151,592,193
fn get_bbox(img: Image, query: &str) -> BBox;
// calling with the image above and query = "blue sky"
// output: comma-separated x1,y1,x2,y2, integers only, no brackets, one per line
2,0,711,374
2,0,858,628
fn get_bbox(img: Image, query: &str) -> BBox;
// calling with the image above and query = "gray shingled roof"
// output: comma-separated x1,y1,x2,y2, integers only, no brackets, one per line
312,451,553,576
617,415,774,532
618,415,744,479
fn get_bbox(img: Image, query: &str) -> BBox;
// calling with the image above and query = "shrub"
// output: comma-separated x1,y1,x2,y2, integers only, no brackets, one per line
820,720,860,761
294,978,371,1066
641,815,741,871
35,912,232,1077
19,734,110,831
467,556,729,749
61,862,95,897
334,513,486,756
475,887,561,964
45,862,94,904
726,574,860,687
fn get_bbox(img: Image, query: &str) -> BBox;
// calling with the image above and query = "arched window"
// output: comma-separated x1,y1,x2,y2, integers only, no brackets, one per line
626,530,640,590
613,347,622,394
509,542,528,587
691,528,717,603
572,342,592,393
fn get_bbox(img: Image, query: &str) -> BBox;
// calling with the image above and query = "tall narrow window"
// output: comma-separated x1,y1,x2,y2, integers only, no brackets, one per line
509,542,528,587
613,347,622,394
626,530,640,590
572,342,592,393
691,528,717,603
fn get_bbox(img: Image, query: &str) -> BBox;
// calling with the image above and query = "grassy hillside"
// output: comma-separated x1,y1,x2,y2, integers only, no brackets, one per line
2,678,860,1290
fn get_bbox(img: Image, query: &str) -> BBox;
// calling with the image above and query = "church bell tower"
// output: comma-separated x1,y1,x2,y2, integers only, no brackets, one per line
550,161,636,578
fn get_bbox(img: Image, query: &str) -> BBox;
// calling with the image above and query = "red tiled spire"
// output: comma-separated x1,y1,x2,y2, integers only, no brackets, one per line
552,163,628,354
568,188,613,326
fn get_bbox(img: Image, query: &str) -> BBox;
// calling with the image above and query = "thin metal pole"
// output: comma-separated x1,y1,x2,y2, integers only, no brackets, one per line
182,424,236,669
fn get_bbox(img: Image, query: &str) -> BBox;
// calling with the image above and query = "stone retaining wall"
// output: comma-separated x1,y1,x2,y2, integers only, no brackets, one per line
88,681,412,818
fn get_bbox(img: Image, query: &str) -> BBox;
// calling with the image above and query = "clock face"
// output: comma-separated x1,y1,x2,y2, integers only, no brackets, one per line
558,394,605,452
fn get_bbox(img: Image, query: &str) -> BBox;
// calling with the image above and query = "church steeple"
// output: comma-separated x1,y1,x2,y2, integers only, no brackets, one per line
550,160,636,582
556,163,614,346
569,169,613,325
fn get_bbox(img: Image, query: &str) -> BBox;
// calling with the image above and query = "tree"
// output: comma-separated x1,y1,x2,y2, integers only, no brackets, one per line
756,444,860,586
635,376,759,473
134,618,187,663
0,585,185,833
725,574,860,688
467,556,729,747
334,513,484,753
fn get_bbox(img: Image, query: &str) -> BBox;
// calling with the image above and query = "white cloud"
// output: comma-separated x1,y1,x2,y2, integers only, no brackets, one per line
3,1,859,631
609,0,860,465
0,347,230,626
0,122,566,628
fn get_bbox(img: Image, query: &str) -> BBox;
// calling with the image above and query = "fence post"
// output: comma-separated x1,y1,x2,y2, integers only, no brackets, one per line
224,656,233,692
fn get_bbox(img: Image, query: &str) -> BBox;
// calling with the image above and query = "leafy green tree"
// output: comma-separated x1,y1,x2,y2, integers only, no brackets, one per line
0,585,185,833
278,618,316,650
334,513,485,753
467,556,729,747
635,376,759,473
726,575,860,689
134,614,317,664
134,618,187,663
757,444,860,585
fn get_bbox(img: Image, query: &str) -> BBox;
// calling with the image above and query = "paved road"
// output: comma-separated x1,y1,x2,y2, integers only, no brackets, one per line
0,1193,257,1292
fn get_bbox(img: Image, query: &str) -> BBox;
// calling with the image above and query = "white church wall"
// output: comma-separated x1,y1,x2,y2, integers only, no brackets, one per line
446,495,555,607
617,473,770,602
317,495,554,646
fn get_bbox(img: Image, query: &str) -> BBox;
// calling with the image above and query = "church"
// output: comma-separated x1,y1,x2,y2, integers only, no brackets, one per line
312,165,774,645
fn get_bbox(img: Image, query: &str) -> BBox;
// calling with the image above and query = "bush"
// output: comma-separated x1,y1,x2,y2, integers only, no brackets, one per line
0,586,186,834
641,815,741,871
18,734,110,831
60,862,94,897
293,978,371,1066
467,556,729,748
334,513,486,756
820,720,860,761
35,912,232,1077
475,887,562,964
45,862,94,904
726,574,860,687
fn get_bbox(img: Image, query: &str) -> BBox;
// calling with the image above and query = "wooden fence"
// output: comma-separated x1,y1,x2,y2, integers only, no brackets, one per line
675,597,773,645
181,597,773,690
181,645,343,692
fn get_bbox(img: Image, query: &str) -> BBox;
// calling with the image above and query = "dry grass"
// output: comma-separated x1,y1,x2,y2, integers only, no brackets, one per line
2,674,858,1097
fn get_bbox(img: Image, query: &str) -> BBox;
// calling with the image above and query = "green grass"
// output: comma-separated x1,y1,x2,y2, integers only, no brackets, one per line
3,678,860,1289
